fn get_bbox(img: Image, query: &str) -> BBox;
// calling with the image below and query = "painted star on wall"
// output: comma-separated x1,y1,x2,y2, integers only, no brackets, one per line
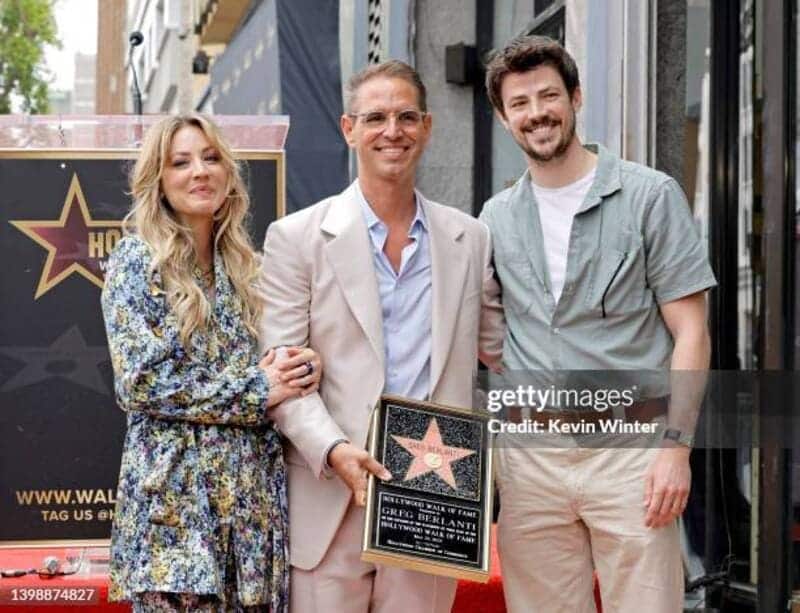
0,326,110,395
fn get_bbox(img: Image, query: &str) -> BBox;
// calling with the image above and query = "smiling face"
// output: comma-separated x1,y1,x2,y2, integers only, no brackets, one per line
340,75,432,184
497,63,581,164
160,125,229,227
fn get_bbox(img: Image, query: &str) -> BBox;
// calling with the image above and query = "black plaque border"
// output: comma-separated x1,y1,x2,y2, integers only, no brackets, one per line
362,394,494,583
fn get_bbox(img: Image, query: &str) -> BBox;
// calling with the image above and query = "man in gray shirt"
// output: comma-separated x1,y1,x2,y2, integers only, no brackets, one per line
480,35,716,612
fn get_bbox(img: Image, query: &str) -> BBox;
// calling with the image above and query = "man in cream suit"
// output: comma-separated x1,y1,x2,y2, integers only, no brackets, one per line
259,60,503,613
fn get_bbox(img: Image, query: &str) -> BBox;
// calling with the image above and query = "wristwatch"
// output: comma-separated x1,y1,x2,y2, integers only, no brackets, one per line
662,428,693,448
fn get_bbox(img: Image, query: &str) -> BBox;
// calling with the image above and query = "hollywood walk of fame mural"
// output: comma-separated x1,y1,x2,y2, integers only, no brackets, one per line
0,152,283,545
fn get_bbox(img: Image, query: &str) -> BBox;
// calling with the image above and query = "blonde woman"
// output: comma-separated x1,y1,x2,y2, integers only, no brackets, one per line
101,114,316,612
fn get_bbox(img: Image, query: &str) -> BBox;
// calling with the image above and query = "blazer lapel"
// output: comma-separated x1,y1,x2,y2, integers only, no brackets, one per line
321,185,385,369
425,197,469,397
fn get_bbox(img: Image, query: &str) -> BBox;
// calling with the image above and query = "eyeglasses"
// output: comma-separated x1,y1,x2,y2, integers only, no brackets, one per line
348,109,427,130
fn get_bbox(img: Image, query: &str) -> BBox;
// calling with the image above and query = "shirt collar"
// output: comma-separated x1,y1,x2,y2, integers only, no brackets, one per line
509,142,622,216
355,179,428,235
583,143,621,198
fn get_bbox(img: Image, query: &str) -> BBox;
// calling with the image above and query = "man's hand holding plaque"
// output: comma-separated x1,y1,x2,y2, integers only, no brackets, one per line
361,396,494,583
328,441,393,506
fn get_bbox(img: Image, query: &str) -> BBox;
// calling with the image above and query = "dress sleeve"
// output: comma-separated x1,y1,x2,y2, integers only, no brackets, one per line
101,237,270,426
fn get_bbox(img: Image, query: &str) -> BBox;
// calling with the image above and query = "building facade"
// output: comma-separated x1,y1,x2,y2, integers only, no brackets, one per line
73,53,96,115
96,0,127,114
121,0,216,113
345,1,798,609
97,1,800,606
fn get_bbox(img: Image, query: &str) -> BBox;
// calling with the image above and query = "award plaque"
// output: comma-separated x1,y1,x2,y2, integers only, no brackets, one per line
362,395,493,582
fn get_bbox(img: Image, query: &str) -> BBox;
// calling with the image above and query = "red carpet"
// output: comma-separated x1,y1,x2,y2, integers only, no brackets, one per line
1,537,601,611
451,525,507,612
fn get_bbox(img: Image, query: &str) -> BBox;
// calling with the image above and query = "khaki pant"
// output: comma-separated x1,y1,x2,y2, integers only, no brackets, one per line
290,502,457,613
496,445,683,613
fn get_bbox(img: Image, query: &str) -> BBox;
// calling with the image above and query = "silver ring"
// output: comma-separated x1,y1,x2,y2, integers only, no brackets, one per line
304,361,314,376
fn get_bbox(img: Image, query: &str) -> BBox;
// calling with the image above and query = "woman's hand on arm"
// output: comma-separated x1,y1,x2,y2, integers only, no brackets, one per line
259,349,305,407
280,346,322,394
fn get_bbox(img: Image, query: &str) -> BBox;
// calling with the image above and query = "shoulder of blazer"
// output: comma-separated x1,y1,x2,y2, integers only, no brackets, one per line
263,192,343,249
422,197,490,246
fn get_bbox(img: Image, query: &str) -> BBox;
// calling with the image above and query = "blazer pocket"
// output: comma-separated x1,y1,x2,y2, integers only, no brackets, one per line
141,430,187,495
141,429,193,527
148,490,188,527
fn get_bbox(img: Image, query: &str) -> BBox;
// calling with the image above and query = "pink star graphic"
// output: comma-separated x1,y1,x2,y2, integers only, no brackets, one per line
391,418,476,489
10,173,122,298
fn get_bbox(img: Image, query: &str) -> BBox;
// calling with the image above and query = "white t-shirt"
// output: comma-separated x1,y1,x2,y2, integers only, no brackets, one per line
531,168,596,303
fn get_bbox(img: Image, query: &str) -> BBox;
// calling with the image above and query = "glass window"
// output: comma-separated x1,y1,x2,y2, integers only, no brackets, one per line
792,0,800,599
683,0,760,602
794,0,800,370
489,1,566,197
489,0,531,196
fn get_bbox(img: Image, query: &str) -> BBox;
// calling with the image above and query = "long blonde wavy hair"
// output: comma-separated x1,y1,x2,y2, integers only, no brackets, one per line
124,114,263,347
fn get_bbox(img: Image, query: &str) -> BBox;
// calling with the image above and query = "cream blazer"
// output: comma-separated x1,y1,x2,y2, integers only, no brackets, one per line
259,182,504,570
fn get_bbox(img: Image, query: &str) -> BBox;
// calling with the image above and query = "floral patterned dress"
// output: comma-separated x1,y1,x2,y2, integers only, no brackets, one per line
101,235,289,611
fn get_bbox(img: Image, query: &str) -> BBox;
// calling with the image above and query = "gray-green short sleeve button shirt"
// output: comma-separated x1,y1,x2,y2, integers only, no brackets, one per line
479,144,717,371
